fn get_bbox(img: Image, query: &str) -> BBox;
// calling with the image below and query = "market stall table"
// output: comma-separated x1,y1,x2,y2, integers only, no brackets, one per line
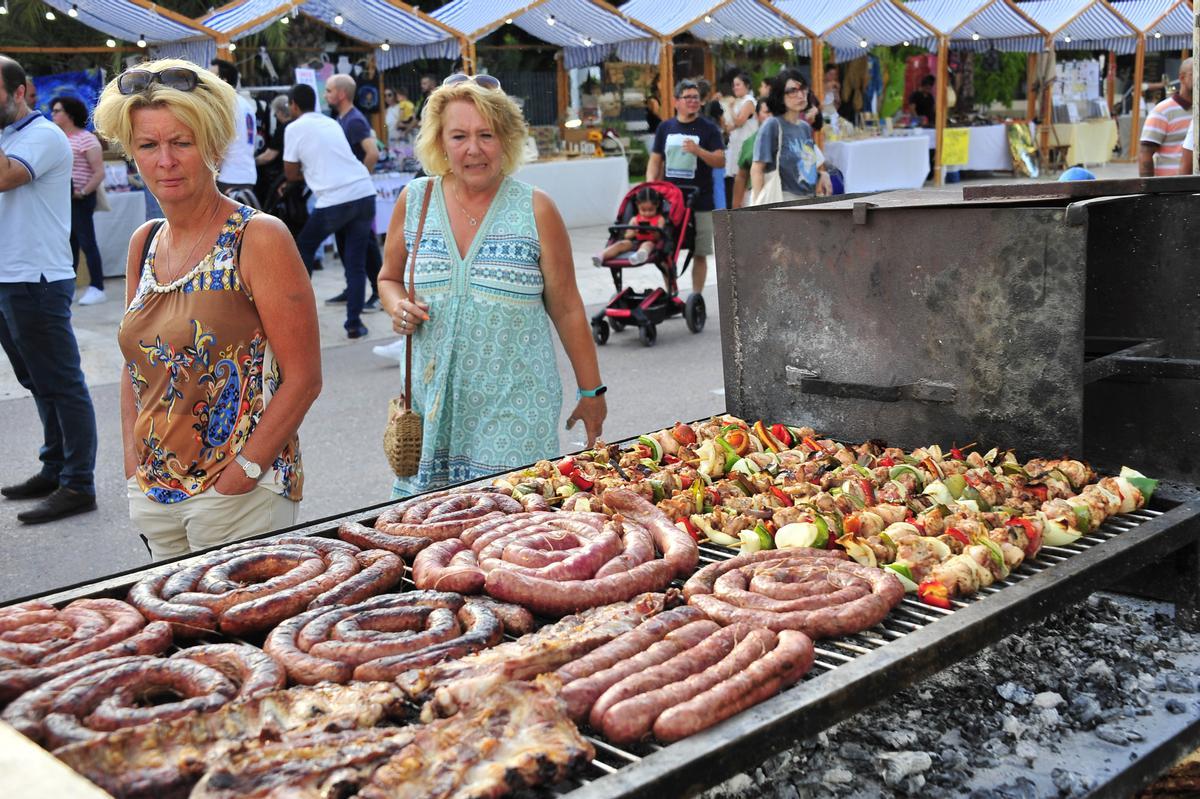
513,156,629,227
1047,118,1119,166
97,190,147,279
372,171,415,232
908,124,1012,171
822,137,930,193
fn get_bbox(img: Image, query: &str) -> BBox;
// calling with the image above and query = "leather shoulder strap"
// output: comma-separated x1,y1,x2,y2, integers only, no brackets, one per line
403,180,436,409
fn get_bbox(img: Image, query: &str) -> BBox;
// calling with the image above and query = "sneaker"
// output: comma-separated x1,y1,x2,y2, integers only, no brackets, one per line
347,323,369,339
17,487,97,524
363,294,380,313
629,250,648,265
592,255,603,268
325,291,348,305
372,339,406,362
78,286,107,305
1,473,58,500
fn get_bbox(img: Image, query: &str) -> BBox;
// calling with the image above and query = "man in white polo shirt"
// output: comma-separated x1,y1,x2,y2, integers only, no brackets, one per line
211,58,259,206
284,82,376,339
0,54,98,524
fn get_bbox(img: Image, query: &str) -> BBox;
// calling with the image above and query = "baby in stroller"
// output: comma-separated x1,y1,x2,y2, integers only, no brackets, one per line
593,187,667,267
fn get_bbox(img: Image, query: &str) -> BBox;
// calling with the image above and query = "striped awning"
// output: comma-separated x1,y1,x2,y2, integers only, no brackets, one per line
434,0,660,67
41,0,212,47
1110,0,1194,51
904,0,1049,51
201,0,294,41
620,0,815,54
778,0,938,62
1017,0,1139,53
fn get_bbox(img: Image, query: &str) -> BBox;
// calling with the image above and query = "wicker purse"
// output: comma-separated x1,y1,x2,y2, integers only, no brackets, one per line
383,180,435,478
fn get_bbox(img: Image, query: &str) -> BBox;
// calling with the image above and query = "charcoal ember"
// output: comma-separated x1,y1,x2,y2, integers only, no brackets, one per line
1068,693,1102,725
1166,698,1187,714
1001,714,1026,739
875,728,919,749
981,738,1010,758
1166,674,1196,693
1013,740,1039,763
1085,659,1114,685
1032,692,1063,709
1036,707,1061,729
1051,767,1092,794
937,748,968,771
877,751,932,787
1094,724,1130,745
822,768,852,785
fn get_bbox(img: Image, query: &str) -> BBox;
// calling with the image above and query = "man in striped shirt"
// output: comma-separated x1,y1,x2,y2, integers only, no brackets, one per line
1138,58,1192,177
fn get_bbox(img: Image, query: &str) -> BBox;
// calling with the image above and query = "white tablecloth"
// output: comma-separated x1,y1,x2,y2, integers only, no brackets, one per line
373,171,415,231
902,124,1012,171
823,137,930,194
513,157,629,227
96,190,147,278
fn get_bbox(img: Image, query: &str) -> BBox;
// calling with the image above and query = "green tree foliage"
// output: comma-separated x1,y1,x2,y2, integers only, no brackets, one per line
973,51,1026,108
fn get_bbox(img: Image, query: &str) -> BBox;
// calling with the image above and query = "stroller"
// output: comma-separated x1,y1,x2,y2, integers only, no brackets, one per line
590,181,705,347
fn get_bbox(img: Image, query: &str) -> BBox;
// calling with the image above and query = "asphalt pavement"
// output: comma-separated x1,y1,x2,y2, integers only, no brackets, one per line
0,223,726,602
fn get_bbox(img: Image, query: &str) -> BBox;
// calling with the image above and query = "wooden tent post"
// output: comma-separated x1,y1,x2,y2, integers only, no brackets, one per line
812,37,824,146
660,39,675,119
1106,49,1115,113
933,36,948,187
216,40,233,61
1130,34,1145,163
703,46,715,87
1026,53,1037,120
556,51,569,130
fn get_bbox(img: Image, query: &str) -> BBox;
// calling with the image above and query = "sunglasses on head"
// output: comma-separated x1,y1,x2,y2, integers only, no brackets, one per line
117,67,202,95
442,73,501,90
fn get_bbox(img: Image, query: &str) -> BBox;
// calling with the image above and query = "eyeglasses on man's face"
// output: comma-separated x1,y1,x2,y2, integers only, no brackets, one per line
678,93,702,102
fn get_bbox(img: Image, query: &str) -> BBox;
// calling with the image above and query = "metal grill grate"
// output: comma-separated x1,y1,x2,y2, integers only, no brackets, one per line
551,507,1166,793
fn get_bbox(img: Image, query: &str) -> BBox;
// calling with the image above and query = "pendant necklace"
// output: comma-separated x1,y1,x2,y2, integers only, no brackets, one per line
161,199,223,285
451,179,481,227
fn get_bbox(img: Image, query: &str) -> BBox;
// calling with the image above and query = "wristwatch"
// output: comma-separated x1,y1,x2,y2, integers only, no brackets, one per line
577,384,607,400
236,454,262,480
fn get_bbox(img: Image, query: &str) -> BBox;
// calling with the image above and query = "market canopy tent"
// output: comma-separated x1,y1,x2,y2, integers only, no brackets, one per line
620,0,817,115
904,0,1048,51
39,0,216,63
432,0,659,71
1111,0,1194,51
1016,0,1140,52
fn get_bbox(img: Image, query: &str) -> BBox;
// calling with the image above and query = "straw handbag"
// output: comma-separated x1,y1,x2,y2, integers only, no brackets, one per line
383,180,434,478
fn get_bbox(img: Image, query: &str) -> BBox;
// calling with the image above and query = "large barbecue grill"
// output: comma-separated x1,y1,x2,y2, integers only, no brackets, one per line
6,178,1200,798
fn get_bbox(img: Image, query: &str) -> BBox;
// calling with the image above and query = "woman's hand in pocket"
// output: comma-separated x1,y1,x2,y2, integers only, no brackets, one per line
212,466,257,497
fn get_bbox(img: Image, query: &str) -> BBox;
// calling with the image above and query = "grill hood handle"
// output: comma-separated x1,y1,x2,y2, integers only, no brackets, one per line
785,367,957,404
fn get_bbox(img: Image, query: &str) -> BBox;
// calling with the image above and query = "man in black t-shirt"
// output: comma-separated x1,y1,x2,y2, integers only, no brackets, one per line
909,74,936,128
647,79,725,295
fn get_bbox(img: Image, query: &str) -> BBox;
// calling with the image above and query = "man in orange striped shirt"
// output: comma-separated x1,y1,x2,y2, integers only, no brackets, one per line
1138,58,1192,177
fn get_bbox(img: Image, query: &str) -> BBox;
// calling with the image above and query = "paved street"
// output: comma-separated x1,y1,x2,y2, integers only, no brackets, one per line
0,223,726,601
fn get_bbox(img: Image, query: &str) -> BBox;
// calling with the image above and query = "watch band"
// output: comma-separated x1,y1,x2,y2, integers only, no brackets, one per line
577,384,607,400
236,454,262,479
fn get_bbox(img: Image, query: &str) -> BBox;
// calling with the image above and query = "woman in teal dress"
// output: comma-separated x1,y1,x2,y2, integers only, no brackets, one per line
378,75,607,497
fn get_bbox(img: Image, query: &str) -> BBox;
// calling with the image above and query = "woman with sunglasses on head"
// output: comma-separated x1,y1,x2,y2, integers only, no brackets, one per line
50,96,107,305
92,60,321,559
378,74,606,498
751,69,832,202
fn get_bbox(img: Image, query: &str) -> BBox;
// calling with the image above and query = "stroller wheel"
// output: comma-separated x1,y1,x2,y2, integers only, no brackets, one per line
638,322,658,347
592,319,610,346
610,318,627,333
685,293,706,334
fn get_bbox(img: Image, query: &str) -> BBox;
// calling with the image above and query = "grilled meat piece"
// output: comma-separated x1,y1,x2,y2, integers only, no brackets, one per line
54,681,409,799
395,592,670,707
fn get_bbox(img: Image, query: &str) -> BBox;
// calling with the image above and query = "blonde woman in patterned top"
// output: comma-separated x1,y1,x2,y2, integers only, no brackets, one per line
93,60,321,558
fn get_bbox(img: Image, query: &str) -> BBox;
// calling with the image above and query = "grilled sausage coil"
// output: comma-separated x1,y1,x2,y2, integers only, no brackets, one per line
0,599,173,704
411,508,689,617
685,550,905,638
126,537,404,637
263,592,505,685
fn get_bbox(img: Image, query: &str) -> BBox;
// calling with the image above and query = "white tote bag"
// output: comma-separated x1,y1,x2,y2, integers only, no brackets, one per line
748,121,784,206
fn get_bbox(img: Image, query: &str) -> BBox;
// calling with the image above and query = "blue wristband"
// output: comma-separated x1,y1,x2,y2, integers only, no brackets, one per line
577,384,607,400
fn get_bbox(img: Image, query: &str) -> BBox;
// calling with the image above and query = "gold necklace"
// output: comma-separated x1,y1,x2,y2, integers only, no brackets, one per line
161,200,223,283
451,179,488,227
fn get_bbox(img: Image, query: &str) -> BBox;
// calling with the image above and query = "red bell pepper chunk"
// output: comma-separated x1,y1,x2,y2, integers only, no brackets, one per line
878,456,896,468
904,514,926,536
706,488,721,506
679,473,694,490
677,517,700,541
945,527,970,547
770,424,793,448
917,579,953,609
571,471,595,491
557,457,576,476
859,478,876,507
663,453,681,464
769,485,793,507
802,436,823,453
950,447,965,461
725,429,751,457
1010,517,1041,558
843,514,863,535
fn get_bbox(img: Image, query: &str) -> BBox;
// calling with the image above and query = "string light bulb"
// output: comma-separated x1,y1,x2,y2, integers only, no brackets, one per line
0,2,9,14
1063,34,1072,43
737,38,744,45
68,4,78,17
782,40,794,51
45,9,57,20
971,32,980,41
1153,31,1162,39
333,12,344,25
859,38,868,48
228,42,236,51
504,17,512,24
546,14,555,26
137,34,147,47
380,39,390,51
106,38,116,48
902,40,910,46
280,14,289,24
582,36,591,46
703,15,712,23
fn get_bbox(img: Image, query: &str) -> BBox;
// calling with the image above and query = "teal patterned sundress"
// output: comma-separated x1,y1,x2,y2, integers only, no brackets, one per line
392,176,562,498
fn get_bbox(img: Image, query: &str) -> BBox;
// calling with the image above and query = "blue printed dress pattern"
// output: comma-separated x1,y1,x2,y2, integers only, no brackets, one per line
392,177,562,498
119,207,303,504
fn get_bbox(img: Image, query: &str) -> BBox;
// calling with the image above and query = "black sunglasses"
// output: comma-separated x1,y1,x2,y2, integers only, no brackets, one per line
117,67,202,95
442,73,501,90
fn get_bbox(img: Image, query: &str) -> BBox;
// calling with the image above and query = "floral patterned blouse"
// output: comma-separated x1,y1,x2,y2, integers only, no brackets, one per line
118,206,303,504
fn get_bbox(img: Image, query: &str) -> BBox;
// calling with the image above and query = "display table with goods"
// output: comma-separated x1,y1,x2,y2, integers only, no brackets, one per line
1046,118,1119,166
96,189,147,279
371,170,415,232
6,178,1200,798
822,136,930,193
905,123,1013,171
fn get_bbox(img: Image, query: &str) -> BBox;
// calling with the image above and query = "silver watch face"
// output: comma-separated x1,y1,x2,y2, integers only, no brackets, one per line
242,459,262,479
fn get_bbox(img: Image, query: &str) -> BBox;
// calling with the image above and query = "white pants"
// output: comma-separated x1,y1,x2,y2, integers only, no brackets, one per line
128,477,299,559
